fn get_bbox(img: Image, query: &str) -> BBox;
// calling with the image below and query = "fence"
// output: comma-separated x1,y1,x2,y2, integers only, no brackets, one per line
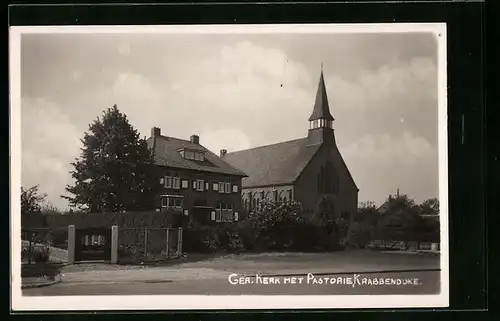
117,227,182,264
21,228,68,280
367,240,440,252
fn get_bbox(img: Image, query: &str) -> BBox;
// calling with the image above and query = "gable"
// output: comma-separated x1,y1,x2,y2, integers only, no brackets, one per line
334,146,358,191
223,138,321,188
296,144,358,191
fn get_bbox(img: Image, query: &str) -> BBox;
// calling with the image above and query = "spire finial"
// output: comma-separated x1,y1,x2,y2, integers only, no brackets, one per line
321,62,323,73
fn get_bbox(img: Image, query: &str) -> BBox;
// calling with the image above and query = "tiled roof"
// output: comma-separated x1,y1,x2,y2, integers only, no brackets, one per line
223,138,321,188
147,135,247,176
309,70,334,121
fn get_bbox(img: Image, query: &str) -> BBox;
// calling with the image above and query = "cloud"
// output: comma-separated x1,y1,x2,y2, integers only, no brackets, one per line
199,128,252,155
112,73,158,100
341,132,438,205
118,42,131,56
71,70,82,82
158,40,315,146
21,97,82,210
326,57,437,111
20,34,440,208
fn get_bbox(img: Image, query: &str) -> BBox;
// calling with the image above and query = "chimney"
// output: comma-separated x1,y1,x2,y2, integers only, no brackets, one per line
220,149,227,157
190,135,199,144
151,127,161,137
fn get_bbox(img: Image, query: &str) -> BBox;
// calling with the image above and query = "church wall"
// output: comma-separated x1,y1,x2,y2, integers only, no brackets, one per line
295,143,358,220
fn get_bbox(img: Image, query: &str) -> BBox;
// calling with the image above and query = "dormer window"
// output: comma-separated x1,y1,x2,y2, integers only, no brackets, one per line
178,148,205,161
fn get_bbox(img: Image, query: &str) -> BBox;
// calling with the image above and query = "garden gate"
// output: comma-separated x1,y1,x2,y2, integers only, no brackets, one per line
74,227,112,262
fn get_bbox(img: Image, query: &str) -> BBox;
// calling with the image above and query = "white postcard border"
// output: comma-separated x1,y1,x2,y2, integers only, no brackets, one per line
10,23,448,311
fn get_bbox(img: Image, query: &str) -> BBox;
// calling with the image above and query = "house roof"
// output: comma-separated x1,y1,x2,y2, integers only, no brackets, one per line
309,70,334,121
223,138,321,188
147,135,247,177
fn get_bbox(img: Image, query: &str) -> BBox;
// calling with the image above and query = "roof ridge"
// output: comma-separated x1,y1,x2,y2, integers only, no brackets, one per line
226,137,308,155
157,135,191,143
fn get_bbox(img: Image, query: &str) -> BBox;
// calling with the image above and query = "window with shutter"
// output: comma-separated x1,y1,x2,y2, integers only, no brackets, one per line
193,180,197,189
173,177,180,189
195,180,204,191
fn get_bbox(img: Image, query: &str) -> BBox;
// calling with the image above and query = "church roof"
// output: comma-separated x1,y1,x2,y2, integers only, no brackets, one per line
147,135,247,177
309,70,334,121
223,138,321,188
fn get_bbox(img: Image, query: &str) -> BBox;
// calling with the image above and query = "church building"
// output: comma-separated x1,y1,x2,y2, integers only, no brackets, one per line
223,70,359,221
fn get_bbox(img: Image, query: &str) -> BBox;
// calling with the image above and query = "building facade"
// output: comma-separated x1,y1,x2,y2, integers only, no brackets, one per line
147,128,247,226
223,70,359,221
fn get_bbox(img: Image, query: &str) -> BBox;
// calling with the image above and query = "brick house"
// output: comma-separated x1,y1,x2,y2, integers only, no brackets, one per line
223,70,359,221
146,129,247,226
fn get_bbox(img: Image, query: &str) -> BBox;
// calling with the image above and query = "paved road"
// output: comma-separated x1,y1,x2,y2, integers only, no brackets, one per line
23,270,439,296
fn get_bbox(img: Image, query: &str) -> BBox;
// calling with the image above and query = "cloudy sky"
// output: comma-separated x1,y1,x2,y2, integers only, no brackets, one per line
20,29,439,210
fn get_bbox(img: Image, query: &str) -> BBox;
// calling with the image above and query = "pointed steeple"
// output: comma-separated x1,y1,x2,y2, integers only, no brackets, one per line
307,66,336,146
309,68,334,121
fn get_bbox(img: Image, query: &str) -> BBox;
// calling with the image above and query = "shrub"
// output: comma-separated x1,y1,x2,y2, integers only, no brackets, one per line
32,246,50,263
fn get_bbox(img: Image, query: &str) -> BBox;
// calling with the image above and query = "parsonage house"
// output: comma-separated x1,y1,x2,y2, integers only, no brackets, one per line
223,70,359,221
147,129,247,225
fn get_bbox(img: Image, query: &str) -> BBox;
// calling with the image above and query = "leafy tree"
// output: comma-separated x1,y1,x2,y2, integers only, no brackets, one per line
376,194,420,246
239,201,312,251
414,197,440,244
418,197,440,215
21,185,47,215
41,202,63,215
62,105,159,212
349,201,380,248
21,185,47,228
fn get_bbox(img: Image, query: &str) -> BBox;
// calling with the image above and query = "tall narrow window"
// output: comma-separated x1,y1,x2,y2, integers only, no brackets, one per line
195,179,205,192
215,202,222,222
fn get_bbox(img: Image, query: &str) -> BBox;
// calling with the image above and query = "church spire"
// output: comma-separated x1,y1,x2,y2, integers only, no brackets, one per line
307,66,336,145
308,68,334,122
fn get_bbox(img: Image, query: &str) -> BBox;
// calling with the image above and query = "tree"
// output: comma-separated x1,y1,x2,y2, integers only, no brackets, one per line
62,105,159,212
349,201,380,248
21,185,47,228
41,202,63,215
418,197,440,215
376,194,420,246
21,185,47,215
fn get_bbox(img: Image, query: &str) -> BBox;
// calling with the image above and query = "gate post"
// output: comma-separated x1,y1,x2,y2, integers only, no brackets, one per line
165,228,170,258
68,225,75,264
111,225,119,264
177,227,183,255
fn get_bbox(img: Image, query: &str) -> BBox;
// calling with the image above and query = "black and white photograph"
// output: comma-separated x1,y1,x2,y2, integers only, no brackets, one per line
10,23,448,310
